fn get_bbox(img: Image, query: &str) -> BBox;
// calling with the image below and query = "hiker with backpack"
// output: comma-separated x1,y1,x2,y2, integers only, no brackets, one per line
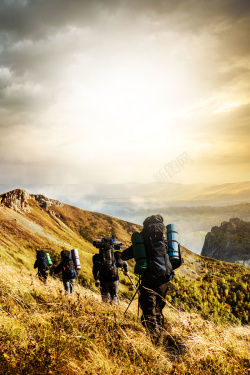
121,215,183,344
53,250,78,295
92,238,129,306
34,249,50,283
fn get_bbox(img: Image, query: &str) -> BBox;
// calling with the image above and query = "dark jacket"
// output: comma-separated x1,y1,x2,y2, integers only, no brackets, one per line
54,259,76,280
34,259,49,272
92,251,129,282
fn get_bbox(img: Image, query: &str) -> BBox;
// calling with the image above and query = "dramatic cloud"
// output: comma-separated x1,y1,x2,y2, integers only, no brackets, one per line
0,0,250,186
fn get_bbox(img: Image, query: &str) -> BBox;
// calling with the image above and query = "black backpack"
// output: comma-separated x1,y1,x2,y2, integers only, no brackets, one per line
114,251,124,268
61,250,78,279
142,215,173,285
36,250,49,272
99,238,118,282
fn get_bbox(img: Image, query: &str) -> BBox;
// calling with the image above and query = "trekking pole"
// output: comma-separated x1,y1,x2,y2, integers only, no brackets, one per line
137,276,141,322
76,276,81,298
124,279,140,316
125,273,137,290
50,270,54,285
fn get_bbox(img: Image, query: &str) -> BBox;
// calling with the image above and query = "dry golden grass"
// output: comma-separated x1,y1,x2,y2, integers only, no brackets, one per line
0,262,250,375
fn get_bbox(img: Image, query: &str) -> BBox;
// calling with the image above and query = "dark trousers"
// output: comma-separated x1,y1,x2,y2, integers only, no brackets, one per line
139,282,168,343
100,280,119,305
38,269,48,283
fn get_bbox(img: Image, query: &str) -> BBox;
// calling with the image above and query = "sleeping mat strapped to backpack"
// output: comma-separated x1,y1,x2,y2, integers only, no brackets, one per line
166,224,182,269
71,249,81,270
46,252,52,266
132,232,148,275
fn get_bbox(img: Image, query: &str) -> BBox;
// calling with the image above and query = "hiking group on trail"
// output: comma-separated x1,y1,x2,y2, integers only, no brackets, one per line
34,248,81,295
34,215,183,344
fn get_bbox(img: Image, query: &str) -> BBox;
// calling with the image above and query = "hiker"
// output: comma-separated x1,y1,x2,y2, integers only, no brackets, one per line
92,238,129,306
34,249,50,283
121,215,182,344
53,250,78,295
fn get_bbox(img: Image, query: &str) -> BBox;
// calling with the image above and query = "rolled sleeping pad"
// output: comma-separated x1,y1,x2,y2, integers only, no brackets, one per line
46,252,53,266
166,224,179,265
132,232,148,275
71,248,81,270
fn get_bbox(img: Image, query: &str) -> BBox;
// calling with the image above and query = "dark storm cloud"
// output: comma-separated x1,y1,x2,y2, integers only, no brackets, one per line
0,0,97,39
1,0,250,38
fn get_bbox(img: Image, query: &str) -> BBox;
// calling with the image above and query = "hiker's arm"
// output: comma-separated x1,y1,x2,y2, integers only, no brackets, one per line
121,245,134,260
92,263,99,281
54,263,62,275
92,254,100,280
122,261,129,274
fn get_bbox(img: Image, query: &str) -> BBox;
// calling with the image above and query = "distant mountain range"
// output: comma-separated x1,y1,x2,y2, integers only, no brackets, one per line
1,182,250,255
1,181,250,213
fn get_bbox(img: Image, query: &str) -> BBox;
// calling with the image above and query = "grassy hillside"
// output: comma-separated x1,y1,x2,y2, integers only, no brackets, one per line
0,261,250,375
169,257,250,325
0,192,141,289
1,190,250,373
1,190,250,323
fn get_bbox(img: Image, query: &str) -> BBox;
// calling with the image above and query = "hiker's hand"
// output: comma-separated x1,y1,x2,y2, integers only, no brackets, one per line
123,271,128,276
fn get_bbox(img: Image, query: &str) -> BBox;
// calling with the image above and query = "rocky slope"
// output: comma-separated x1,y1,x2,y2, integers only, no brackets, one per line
0,189,63,213
201,218,250,262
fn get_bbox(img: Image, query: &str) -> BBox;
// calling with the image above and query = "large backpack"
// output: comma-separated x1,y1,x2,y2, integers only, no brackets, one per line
141,215,173,285
98,238,118,282
114,251,124,268
36,250,49,272
61,250,78,279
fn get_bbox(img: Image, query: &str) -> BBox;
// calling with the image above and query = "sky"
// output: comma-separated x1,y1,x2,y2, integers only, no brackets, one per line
0,0,250,189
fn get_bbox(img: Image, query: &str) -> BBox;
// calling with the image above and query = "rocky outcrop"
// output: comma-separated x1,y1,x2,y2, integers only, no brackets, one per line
0,189,63,213
201,218,250,262
0,189,31,213
31,194,63,209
